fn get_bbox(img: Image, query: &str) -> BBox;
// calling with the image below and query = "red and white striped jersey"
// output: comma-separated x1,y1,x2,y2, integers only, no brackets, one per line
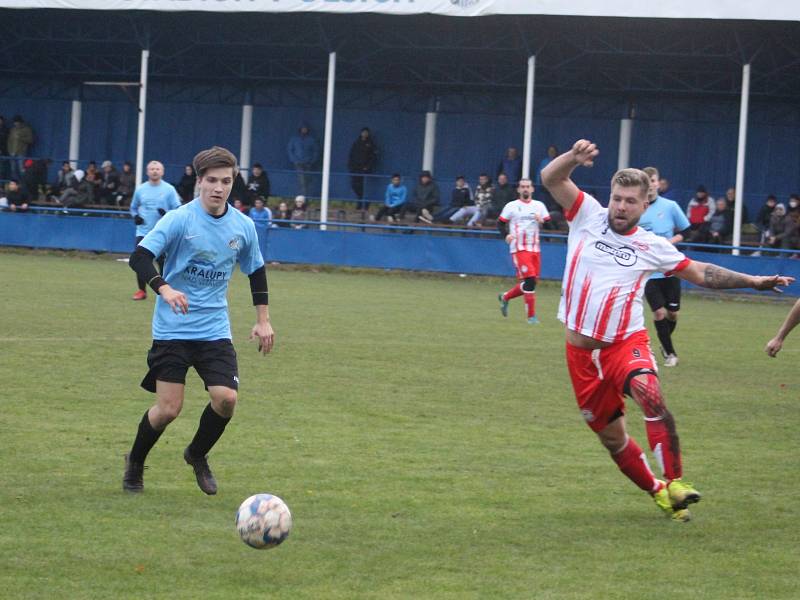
499,199,550,253
557,191,691,343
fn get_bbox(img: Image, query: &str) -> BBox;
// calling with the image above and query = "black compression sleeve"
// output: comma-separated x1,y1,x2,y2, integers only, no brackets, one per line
497,219,509,237
129,245,167,293
677,227,692,241
248,265,269,305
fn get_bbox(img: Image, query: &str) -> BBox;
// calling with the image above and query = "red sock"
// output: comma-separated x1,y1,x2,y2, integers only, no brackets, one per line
611,437,660,493
645,418,682,481
523,291,536,318
503,283,523,301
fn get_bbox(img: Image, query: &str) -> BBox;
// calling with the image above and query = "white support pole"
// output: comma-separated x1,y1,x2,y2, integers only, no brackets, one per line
68,96,82,169
422,103,438,174
240,93,253,175
618,118,633,171
732,63,751,256
522,55,535,179
135,48,149,186
320,51,336,231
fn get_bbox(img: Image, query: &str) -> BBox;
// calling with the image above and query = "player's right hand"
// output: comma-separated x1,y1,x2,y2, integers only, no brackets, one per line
572,139,599,167
765,336,783,357
752,274,795,293
505,234,515,244
160,286,189,315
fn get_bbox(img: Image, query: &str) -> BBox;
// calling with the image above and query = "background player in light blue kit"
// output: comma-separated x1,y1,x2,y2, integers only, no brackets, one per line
123,146,274,495
639,166,692,367
129,160,181,301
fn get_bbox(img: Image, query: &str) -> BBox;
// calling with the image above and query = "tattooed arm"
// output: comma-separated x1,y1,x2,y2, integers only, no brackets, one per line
676,260,794,292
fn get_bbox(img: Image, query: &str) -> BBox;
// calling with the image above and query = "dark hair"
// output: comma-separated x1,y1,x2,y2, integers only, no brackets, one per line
391,173,401,179
252,162,263,169
479,172,489,178
455,175,465,180
193,146,239,178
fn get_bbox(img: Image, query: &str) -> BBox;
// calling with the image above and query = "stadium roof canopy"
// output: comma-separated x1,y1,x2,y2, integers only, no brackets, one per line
1,1,800,99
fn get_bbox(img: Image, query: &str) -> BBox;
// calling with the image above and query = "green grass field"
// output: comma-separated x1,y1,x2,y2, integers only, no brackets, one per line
1,249,798,599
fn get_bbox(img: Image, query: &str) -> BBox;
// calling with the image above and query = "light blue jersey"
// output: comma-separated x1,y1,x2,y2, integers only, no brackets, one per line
639,195,690,279
130,180,182,237
139,199,265,341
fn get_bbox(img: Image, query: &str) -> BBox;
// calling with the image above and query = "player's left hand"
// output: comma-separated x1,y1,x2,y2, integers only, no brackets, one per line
250,321,275,355
765,336,783,357
752,275,795,293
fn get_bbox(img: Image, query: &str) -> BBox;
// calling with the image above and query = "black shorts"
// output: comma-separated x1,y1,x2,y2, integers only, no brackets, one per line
644,277,682,313
141,339,239,393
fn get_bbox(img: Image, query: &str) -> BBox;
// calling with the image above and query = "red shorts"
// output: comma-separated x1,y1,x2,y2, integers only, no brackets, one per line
512,250,541,279
565,329,657,432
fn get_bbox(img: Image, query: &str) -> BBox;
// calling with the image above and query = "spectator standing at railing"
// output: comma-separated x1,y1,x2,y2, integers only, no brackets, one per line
176,164,197,204
0,116,9,180
287,122,319,196
116,161,136,206
2,179,29,212
246,163,270,204
406,170,440,224
129,161,182,301
348,127,378,211
374,174,407,222
7,115,34,180
290,195,308,229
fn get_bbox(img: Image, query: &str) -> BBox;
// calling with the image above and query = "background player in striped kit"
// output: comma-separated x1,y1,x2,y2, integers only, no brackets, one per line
542,139,792,521
497,179,550,324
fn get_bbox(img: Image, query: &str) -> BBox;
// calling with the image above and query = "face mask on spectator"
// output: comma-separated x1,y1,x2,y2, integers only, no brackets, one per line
790,200,798,209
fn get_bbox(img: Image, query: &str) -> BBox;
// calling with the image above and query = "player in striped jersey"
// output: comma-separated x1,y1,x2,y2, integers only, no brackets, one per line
542,139,793,522
497,179,550,324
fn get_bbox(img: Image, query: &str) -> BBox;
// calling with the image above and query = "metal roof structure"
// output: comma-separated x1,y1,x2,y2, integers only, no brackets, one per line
1,9,799,100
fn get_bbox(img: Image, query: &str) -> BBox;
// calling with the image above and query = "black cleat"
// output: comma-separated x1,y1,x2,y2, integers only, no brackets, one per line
123,453,144,493
183,447,217,495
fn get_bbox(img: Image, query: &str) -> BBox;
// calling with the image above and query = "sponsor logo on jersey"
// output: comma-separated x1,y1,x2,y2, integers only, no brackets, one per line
581,409,595,422
228,236,241,251
594,241,638,267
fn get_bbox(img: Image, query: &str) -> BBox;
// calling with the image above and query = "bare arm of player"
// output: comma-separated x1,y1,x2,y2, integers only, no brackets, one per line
250,305,275,356
540,139,599,213
676,260,794,293
765,297,800,357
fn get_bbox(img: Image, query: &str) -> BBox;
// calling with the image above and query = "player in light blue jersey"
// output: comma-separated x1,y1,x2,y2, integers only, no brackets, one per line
639,167,692,367
129,160,181,301
123,146,274,495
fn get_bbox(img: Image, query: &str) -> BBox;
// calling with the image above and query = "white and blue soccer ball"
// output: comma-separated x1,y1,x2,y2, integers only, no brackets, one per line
236,493,292,549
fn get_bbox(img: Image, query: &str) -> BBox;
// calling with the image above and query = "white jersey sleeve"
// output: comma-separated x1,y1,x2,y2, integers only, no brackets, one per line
564,190,605,230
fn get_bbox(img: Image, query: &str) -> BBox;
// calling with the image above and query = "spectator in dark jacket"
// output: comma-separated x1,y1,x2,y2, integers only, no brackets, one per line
491,172,516,218
54,161,75,196
2,179,29,212
116,162,135,206
756,195,777,233
405,170,440,223
246,163,271,204
707,198,733,246
98,160,120,205
176,164,196,203
229,172,249,207
348,127,378,210
434,175,471,223
58,168,94,208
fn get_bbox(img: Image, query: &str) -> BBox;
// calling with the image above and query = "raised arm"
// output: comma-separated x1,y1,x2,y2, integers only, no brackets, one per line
675,260,794,293
765,298,800,357
540,139,599,213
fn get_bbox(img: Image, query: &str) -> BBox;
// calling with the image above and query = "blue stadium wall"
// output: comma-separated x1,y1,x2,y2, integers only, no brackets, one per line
2,212,799,298
3,80,800,211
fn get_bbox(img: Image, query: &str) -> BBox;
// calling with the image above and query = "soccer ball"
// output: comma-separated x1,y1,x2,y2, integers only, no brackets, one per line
235,493,292,549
